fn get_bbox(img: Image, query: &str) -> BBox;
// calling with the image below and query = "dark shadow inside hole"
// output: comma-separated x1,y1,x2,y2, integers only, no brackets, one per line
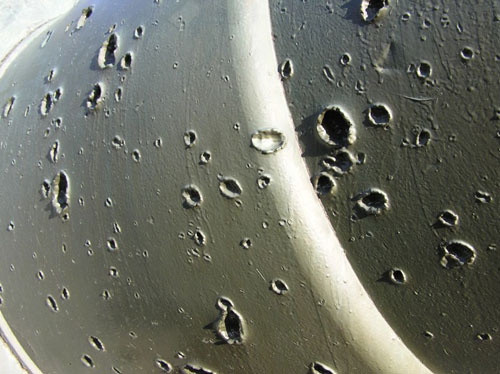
416,129,431,146
105,34,118,66
368,0,386,11
57,172,69,209
87,84,102,109
90,336,104,351
182,187,201,208
312,362,335,374
223,309,243,343
280,59,293,79
315,174,334,194
417,63,431,78
445,243,473,262
370,105,390,124
362,191,385,207
222,180,241,194
320,108,351,147
392,270,405,283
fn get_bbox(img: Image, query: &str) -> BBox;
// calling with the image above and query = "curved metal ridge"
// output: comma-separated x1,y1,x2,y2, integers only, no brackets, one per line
0,0,441,373
227,2,433,373
0,312,41,374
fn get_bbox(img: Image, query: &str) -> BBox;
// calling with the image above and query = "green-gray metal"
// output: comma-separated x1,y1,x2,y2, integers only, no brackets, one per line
0,1,497,373
270,1,500,373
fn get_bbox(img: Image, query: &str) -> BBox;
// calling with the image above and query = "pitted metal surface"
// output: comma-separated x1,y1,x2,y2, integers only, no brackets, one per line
0,1,498,373
270,0,500,373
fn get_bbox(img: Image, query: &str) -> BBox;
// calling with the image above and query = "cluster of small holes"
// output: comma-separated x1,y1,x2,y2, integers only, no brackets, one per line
40,93,53,116
49,140,60,163
105,197,113,207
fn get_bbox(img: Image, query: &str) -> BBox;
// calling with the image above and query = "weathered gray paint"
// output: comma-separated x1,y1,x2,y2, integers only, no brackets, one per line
271,1,500,373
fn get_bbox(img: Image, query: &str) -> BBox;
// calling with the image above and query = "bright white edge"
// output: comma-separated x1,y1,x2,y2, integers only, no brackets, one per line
0,1,79,77
227,1,433,373
0,335,27,374
0,310,41,374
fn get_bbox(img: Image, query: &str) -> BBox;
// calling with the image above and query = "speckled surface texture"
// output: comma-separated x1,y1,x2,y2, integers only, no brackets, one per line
0,1,498,373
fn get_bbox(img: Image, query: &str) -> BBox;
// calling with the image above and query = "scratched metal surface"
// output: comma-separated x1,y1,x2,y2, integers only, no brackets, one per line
0,0,497,373
270,0,500,373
